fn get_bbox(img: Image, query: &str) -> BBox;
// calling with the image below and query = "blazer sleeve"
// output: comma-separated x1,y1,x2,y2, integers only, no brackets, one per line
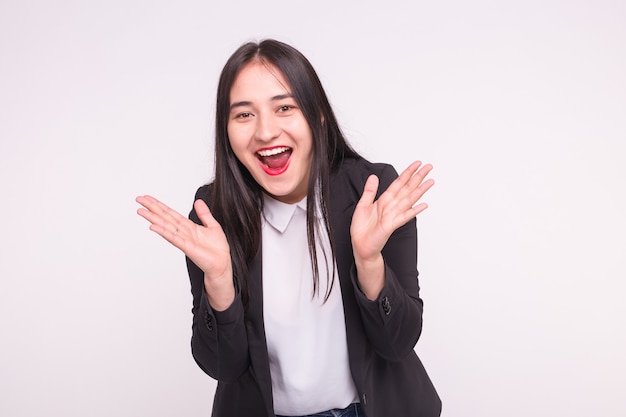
186,185,251,382
350,163,424,361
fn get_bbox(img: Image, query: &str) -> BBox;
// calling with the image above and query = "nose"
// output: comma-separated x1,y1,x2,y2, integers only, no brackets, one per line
254,112,281,142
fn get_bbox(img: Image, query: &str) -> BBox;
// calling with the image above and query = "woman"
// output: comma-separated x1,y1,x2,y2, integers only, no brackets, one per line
137,39,441,417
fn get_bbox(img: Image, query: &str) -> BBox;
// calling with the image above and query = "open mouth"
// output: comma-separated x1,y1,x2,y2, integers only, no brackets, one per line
256,146,292,174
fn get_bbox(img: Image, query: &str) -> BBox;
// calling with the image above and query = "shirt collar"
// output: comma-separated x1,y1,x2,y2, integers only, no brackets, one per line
262,193,308,233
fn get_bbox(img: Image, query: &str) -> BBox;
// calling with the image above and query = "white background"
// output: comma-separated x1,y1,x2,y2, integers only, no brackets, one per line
1,0,625,416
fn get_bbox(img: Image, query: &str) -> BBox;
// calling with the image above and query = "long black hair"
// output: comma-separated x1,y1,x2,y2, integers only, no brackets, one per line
210,39,361,305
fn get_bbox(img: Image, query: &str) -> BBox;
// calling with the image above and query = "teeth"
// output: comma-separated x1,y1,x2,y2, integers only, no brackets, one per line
257,147,290,157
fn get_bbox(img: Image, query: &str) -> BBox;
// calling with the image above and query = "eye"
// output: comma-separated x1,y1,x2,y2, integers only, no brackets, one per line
277,105,296,113
234,112,252,119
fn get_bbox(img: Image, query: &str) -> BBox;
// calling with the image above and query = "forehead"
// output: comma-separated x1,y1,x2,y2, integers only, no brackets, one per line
230,61,292,101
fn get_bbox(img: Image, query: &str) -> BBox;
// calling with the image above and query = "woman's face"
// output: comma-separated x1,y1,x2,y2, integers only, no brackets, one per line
227,61,313,204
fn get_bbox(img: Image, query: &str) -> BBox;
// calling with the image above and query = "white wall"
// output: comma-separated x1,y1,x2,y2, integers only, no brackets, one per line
1,1,625,416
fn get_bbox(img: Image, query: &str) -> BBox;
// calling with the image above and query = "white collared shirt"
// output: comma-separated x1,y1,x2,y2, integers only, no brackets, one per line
262,194,358,415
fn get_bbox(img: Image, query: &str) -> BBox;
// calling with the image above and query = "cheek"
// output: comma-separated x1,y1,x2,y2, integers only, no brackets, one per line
227,127,247,155
301,130,314,158
288,118,314,151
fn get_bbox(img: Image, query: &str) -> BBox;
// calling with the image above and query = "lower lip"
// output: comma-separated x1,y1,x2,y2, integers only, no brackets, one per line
259,158,291,176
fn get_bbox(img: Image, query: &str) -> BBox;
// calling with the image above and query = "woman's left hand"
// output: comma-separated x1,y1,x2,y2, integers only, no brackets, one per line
350,161,434,265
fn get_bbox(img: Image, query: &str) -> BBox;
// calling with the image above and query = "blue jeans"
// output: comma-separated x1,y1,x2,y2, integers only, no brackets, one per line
276,402,364,417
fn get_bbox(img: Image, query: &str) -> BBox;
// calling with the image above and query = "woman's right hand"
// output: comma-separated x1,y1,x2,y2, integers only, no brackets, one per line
136,195,235,309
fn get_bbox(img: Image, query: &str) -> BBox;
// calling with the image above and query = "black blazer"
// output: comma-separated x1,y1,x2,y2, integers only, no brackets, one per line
187,157,441,417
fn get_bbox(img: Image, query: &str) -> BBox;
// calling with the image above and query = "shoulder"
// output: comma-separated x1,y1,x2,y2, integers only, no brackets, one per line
193,183,214,204
331,157,399,199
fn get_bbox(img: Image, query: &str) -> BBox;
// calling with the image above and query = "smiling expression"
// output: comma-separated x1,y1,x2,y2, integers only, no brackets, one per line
227,61,313,204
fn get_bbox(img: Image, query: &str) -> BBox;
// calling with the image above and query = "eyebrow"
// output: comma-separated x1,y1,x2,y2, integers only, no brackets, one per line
230,94,294,111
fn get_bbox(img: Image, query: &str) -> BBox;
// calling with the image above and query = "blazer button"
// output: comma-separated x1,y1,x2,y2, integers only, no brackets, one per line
204,311,214,331
382,296,391,315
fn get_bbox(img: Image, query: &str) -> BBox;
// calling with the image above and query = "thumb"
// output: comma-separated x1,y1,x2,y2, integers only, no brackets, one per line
194,199,216,227
357,174,380,208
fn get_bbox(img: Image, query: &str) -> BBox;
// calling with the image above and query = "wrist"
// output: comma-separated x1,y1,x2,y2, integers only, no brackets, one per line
354,253,385,301
354,252,383,271
204,269,235,311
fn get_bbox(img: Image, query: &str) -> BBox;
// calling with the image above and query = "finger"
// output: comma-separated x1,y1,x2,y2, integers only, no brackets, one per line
136,195,178,219
144,213,187,245
405,163,434,191
396,160,423,188
391,200,431,229
405,177,435,206
383,161,423,197
194,199,217,228
148,222,183,248
408,202,430,219
136,195,185,235
136,206,157,224
136,204,166,227
386,167,434,223
402,178,435,222
391,163,434,209
356,175,380,208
